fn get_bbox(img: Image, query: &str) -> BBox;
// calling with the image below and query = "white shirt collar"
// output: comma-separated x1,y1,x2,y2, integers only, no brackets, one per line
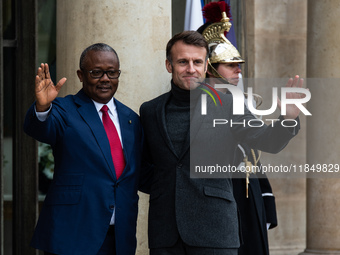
92,98,116,116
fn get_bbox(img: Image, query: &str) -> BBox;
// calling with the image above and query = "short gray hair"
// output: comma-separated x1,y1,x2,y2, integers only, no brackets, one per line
79,43,119,70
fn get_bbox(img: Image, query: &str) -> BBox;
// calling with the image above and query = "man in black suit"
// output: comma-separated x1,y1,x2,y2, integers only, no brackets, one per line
140,31,303,255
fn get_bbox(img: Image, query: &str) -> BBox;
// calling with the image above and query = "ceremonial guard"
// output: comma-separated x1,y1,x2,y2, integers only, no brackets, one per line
198,2,278,254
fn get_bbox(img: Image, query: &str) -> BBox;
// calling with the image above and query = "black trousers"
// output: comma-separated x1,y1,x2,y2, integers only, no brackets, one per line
44,225,116,255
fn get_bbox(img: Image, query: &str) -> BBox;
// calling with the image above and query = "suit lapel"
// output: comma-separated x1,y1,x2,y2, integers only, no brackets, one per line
178,89,212,159
154,90,211,160
155,92,179,158
74,90,116,179
115,99,133,180
189,95,209,146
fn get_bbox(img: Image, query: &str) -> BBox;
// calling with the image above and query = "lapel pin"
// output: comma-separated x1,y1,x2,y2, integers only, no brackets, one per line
129,120,132,124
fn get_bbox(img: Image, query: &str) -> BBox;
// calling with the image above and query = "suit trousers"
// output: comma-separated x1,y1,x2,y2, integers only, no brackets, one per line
150,237,237,255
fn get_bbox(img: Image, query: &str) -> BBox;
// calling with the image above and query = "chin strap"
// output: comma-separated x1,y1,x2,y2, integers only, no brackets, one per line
208,60,232,84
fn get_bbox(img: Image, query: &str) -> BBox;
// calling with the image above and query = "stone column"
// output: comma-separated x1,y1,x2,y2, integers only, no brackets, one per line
300,1,340,254
253,1,308,254
56,1,171,254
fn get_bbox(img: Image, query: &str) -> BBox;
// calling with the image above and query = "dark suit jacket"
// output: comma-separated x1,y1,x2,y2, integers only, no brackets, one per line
24,89,143,255
140,87,298,249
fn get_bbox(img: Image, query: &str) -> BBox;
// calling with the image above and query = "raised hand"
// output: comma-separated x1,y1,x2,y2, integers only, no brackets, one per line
278,75,306,119
35,63,67,112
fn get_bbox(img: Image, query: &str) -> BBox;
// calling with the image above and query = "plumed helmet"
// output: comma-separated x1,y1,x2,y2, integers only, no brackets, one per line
201,1,244,64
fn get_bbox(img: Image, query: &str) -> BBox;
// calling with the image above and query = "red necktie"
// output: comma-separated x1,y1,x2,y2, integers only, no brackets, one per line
101,105,125,179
